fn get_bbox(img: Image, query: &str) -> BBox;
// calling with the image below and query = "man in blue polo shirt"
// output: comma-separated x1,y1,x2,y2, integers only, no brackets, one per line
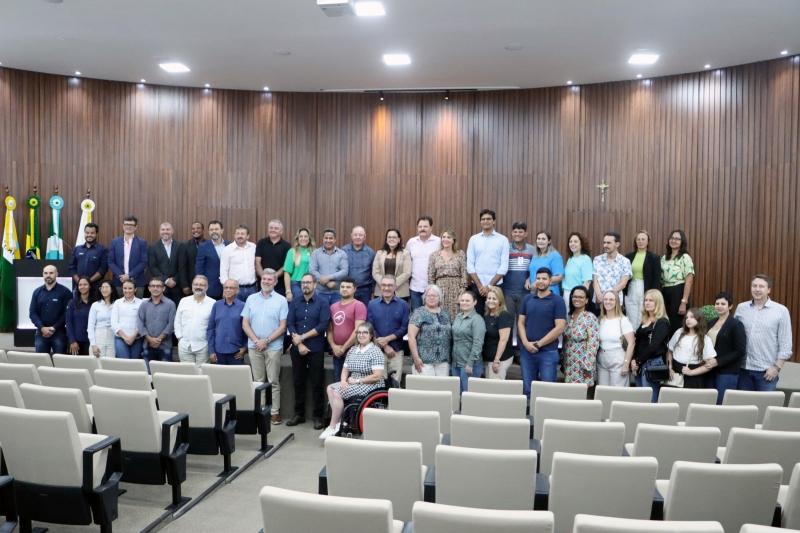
367,275,409,386
517,267,567,395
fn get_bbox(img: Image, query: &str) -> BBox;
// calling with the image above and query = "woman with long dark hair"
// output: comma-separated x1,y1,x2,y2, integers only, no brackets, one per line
661,229,695,332
66,276,93,355
526,231,564,296
283,227,315,303
372,228,412,300
562,232,593,310
667,308,716,388
562,285,599,385
89,280,118,358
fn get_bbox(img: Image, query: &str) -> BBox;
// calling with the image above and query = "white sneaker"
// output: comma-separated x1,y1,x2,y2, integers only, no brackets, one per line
319,426,337,440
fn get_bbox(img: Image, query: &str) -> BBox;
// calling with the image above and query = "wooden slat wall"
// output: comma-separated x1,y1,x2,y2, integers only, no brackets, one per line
0,58,798,351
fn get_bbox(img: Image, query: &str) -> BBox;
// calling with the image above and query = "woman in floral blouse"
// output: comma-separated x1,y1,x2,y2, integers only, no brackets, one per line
427,229,467,320
408,284,452,376
562,285,600,385
661,229,695,333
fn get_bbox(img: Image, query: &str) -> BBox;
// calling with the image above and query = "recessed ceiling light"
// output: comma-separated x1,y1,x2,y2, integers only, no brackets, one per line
382,53,411,66
780,50,789,55
636,74,642,78
353,1,385,17
159,62,190,73
704,64,711,69
204,83,211,88
263,86,270,91
628,52,659,65
566,80,573,85
74,70,82,76
139,78,146,83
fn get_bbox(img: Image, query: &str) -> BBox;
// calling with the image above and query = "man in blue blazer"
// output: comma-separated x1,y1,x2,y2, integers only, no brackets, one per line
195,220,229,299
108,215,149,297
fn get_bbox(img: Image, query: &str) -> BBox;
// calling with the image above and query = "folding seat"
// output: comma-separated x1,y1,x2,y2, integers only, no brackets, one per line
0,349,7,363
0,362,41,386
5,351,52,368
200,363,271,450
260,485,403,533
363,409,440,467
90,385,190,508
450,414,530,451
20,383,94,433
0,379,24,408
152,373,237,474
722,427,800,483
531,381,587,403
539,419,625,476
94,368,153,394
790,392,800,408
149,360,201,376
389,388,453,433
594,385,653,420
98,357,148,372
780,463,800,529
405,375,461,411
777,361,800,397
738,525,800,533
467,377,523,395
658,387,717,421
38,366,94,402
412,501,554,533
0,406,122,533
460,391,527,419
324,436,424,522
626,423,720,479
762,406,800,431
435,445,537,510
532,398,602,441
723,389,785,424
685,404,758,443
608,400,679,443
52,353,100,378
572,514,723,532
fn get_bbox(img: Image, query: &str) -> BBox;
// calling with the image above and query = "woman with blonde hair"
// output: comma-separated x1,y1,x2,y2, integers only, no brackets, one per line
428,228,467,319
482,286,514,379
283,227,315,302
631,289,671,400
597,291,635,387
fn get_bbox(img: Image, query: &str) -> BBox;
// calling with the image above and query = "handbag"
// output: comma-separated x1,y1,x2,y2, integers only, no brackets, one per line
618,318,629,351
665,371,684,388
644,362,670,383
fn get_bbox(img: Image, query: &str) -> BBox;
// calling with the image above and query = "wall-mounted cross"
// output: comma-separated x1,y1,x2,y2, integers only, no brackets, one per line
597,179,610,203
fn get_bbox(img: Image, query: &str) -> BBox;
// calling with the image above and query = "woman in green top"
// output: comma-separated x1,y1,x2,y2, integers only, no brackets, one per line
283,227,315,303
661,229,695,333
624,230,662,330
451,290,486,392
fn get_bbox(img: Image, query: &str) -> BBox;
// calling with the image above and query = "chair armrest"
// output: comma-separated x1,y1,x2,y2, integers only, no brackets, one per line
215,394,238,430
82,436,122,492
161,412,190,457
254,381,271,412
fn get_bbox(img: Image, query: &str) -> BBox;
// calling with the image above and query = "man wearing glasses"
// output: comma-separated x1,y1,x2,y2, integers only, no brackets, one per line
137,278,177,364
108,215,148,297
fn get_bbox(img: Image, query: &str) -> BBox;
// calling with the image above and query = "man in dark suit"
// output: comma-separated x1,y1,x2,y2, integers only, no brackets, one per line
149,221,184,303
195,220,228,299
178,221,206,297
108,215,148,297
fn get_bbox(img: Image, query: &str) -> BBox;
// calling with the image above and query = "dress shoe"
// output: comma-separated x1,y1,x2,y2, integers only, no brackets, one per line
313,418,325,430
285,415,306,426
271,414,283,425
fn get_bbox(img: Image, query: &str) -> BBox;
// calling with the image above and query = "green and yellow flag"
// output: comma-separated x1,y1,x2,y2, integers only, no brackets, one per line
25,193,41,259
1,195,20,329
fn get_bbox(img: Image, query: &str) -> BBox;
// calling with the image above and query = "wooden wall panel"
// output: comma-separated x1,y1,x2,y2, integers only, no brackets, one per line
0,58,798,351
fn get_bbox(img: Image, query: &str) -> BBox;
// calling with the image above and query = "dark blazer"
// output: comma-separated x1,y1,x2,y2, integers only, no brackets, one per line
195,240,230,299
149,240,185,299
624,250,662,294
178,238,206,292
708,315,747,374
108,236,148,287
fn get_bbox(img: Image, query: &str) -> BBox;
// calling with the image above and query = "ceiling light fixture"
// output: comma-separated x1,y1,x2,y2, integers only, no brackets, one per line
204,83,211,88
636,74,642,78
382,53,411,66
263,86,270,91
704,64,711,69
159,62,190,73
74,70,82,76
628,52,659,65
139,78,146,83
566,80,573,85
379,91,384,101
444,90,450,100
353,1,385,17
780,50,789,55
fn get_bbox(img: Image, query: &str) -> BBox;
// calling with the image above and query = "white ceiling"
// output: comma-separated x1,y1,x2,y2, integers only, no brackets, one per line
1,0,799,92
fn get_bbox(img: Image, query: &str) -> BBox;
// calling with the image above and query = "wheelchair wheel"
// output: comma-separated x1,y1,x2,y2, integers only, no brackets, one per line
354,389,389,434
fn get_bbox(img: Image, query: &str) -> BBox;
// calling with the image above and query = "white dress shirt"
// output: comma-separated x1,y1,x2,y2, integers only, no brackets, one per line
87,301,113,345
219,241,257,286
406,234,441,293
110,297,142,337
174,295,216,350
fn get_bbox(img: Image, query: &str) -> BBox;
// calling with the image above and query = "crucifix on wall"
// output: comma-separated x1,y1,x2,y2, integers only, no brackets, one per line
596,179,610,204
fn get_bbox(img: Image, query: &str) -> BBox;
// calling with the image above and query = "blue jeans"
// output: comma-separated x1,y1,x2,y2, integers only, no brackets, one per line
143,345,173,363
451,362,485,392
355,285,373,306
115,337,143,359
737,369,778,391
635,357,664,402
716,373,739,404
332,355,346,382
237,284,257,302
410,290,424,311
290,281,302,302
317,291,341,308
34,330,67,355
520,349,559,397
216,352,244,365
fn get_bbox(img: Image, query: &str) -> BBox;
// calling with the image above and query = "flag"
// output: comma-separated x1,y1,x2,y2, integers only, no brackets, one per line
75,198,96,247
45,194,65,259
25,194,41,259
0,195,20,329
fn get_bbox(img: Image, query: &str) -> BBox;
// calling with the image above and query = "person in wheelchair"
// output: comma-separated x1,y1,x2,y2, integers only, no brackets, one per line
319,321,386,440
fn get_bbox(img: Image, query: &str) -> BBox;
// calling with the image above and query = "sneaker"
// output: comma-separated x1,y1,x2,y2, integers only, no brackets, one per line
271,414,283,425
318,426,337,440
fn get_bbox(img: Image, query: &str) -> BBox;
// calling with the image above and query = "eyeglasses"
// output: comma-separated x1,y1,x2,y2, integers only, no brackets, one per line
300,281,315,285
356,331,370,335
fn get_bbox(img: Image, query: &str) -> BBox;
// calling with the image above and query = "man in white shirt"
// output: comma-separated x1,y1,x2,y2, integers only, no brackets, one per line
175,275,216,366
466,208,509,315
405,216,441,310
219,224,257,302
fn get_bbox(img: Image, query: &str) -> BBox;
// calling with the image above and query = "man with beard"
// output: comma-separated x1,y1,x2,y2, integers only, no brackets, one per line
196,220,229,299
29,264,73,354
179,221,206,297
174,275,216,365
69,222,108,294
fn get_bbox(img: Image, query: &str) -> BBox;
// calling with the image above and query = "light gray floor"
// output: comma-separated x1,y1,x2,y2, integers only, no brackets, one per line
0,333,324,533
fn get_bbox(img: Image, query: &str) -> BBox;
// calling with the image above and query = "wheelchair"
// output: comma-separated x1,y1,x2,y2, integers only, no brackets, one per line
331,371,399,438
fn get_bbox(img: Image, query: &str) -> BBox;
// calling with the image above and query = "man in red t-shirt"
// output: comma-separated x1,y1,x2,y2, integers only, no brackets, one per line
328,277,368,381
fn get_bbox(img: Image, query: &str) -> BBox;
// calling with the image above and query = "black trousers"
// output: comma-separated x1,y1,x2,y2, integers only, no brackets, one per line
662,283,687,333
290,347,325,418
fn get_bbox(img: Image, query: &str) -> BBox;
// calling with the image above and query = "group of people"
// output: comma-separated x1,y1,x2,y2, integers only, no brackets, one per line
27,210,793,439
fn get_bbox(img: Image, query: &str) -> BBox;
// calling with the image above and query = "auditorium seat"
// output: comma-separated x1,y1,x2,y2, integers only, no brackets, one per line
625,423,721,479
723,389,785,423
389,389,453,433
412,501,554,533
532,398,602,440
530,381,588,403
99,357,148,372
684,404,758,442
739,525,800,533
450,414,530,450
201,363,271,450
5,351,52,368
149,360,201,376
722,427,800,483
460,391,527,419
0,349,7,363
467,377,523,395
52,353,100,377
0,406,122,533
434,445,537,510
548,452,658,533
153,373,237,474
608,401,679,443
594,385,653,420
38,366,94,402
20,382,94,433
0,362,41,386
0,380,24,408
658,388,717,420
363,409,441,467
790,393,800,409
405,375,461,411
662,461,782,532
780,463,800,529
777,362,800,398
90,385,190,508
325,436,424,522
572,514,723,532
762,406,800,431
260,485,403,533
539,420,625,476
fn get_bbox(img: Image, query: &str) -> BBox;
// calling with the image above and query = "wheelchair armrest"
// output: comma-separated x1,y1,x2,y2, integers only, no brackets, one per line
161,412,190,457
82,436,122,492
254,381,271,413
215,394,238,430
